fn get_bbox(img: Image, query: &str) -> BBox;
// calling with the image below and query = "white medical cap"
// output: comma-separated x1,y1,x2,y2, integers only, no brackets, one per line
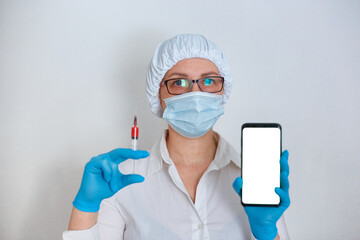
146,33,232,117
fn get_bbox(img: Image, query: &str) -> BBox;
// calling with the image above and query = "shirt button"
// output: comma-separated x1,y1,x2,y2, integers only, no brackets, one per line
197,223,204,229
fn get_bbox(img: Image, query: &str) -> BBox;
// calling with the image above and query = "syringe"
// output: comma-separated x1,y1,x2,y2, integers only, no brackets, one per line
131,115,139,173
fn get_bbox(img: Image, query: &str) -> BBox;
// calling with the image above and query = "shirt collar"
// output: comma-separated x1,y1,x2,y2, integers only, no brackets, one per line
146,130,240,176
211,131,241,170
146,131,169,176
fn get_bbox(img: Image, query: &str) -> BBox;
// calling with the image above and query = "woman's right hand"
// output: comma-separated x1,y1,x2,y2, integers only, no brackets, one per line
72,148,149,212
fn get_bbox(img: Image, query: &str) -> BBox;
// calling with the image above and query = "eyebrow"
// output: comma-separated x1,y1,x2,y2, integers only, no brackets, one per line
166,71,220,79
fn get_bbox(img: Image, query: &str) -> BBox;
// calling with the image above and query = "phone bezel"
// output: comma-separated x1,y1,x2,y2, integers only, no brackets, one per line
240,123,282,207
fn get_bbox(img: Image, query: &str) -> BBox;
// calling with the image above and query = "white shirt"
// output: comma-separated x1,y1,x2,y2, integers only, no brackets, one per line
63,131,290,240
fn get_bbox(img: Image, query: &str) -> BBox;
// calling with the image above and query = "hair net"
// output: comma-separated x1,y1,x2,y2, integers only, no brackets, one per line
146,33,232,117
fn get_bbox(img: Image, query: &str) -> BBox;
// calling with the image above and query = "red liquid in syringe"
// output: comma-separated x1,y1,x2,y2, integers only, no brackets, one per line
131,116,138,150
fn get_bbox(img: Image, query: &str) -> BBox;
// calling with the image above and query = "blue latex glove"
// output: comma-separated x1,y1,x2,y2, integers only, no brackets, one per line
73,148,149,212
233,150,290,240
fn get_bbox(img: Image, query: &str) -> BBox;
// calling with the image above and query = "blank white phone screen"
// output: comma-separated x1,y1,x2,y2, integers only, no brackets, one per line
242,127,280,205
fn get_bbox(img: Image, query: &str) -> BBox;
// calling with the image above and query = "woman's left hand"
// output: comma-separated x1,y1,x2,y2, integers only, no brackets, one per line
232,150,290,240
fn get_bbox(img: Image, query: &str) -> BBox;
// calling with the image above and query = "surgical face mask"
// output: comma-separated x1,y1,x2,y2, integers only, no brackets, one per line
162,91,224,138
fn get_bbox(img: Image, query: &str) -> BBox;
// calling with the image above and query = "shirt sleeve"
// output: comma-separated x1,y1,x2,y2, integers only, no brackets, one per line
97,196,126,240
62,196,126,240
62,224,100,240
249,214,290,240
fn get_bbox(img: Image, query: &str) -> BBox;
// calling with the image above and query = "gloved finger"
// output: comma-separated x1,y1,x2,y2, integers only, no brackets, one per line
108,148,149,164
280,150,289,174
232,177,243,196
280,171,289,191
101,160,112,183
275,187,290,209
120,174,145,188
110,164,121,192
88,156,112,182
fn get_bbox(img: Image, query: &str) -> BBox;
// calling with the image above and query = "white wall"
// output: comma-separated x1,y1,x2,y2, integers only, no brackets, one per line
1,0,359,239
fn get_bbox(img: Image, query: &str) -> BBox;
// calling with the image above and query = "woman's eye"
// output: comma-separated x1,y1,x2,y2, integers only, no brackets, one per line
174,80,182,86
204,78,214,86
173,79,186,87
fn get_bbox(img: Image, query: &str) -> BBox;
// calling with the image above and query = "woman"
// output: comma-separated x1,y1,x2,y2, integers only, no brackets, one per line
63,34,290,240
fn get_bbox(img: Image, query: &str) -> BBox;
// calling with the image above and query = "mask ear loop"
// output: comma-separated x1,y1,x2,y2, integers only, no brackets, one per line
159,80,166,102
159,83,166,117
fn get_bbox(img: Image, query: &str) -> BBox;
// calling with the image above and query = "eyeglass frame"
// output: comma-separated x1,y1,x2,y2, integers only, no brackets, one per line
160,76,225,95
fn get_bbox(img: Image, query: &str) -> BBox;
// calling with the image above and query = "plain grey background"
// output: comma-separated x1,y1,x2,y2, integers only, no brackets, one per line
1,0,359,239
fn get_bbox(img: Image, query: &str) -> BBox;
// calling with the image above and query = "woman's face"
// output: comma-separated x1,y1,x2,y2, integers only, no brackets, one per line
159,58,224,110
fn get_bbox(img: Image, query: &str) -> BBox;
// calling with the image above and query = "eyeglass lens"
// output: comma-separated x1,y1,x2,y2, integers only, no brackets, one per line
166,77,223,94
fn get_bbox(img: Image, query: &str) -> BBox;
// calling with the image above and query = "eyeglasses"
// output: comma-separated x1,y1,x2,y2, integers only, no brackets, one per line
161,76,224,95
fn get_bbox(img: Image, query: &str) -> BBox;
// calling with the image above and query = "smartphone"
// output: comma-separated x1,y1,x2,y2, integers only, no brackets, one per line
241,123,282,206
